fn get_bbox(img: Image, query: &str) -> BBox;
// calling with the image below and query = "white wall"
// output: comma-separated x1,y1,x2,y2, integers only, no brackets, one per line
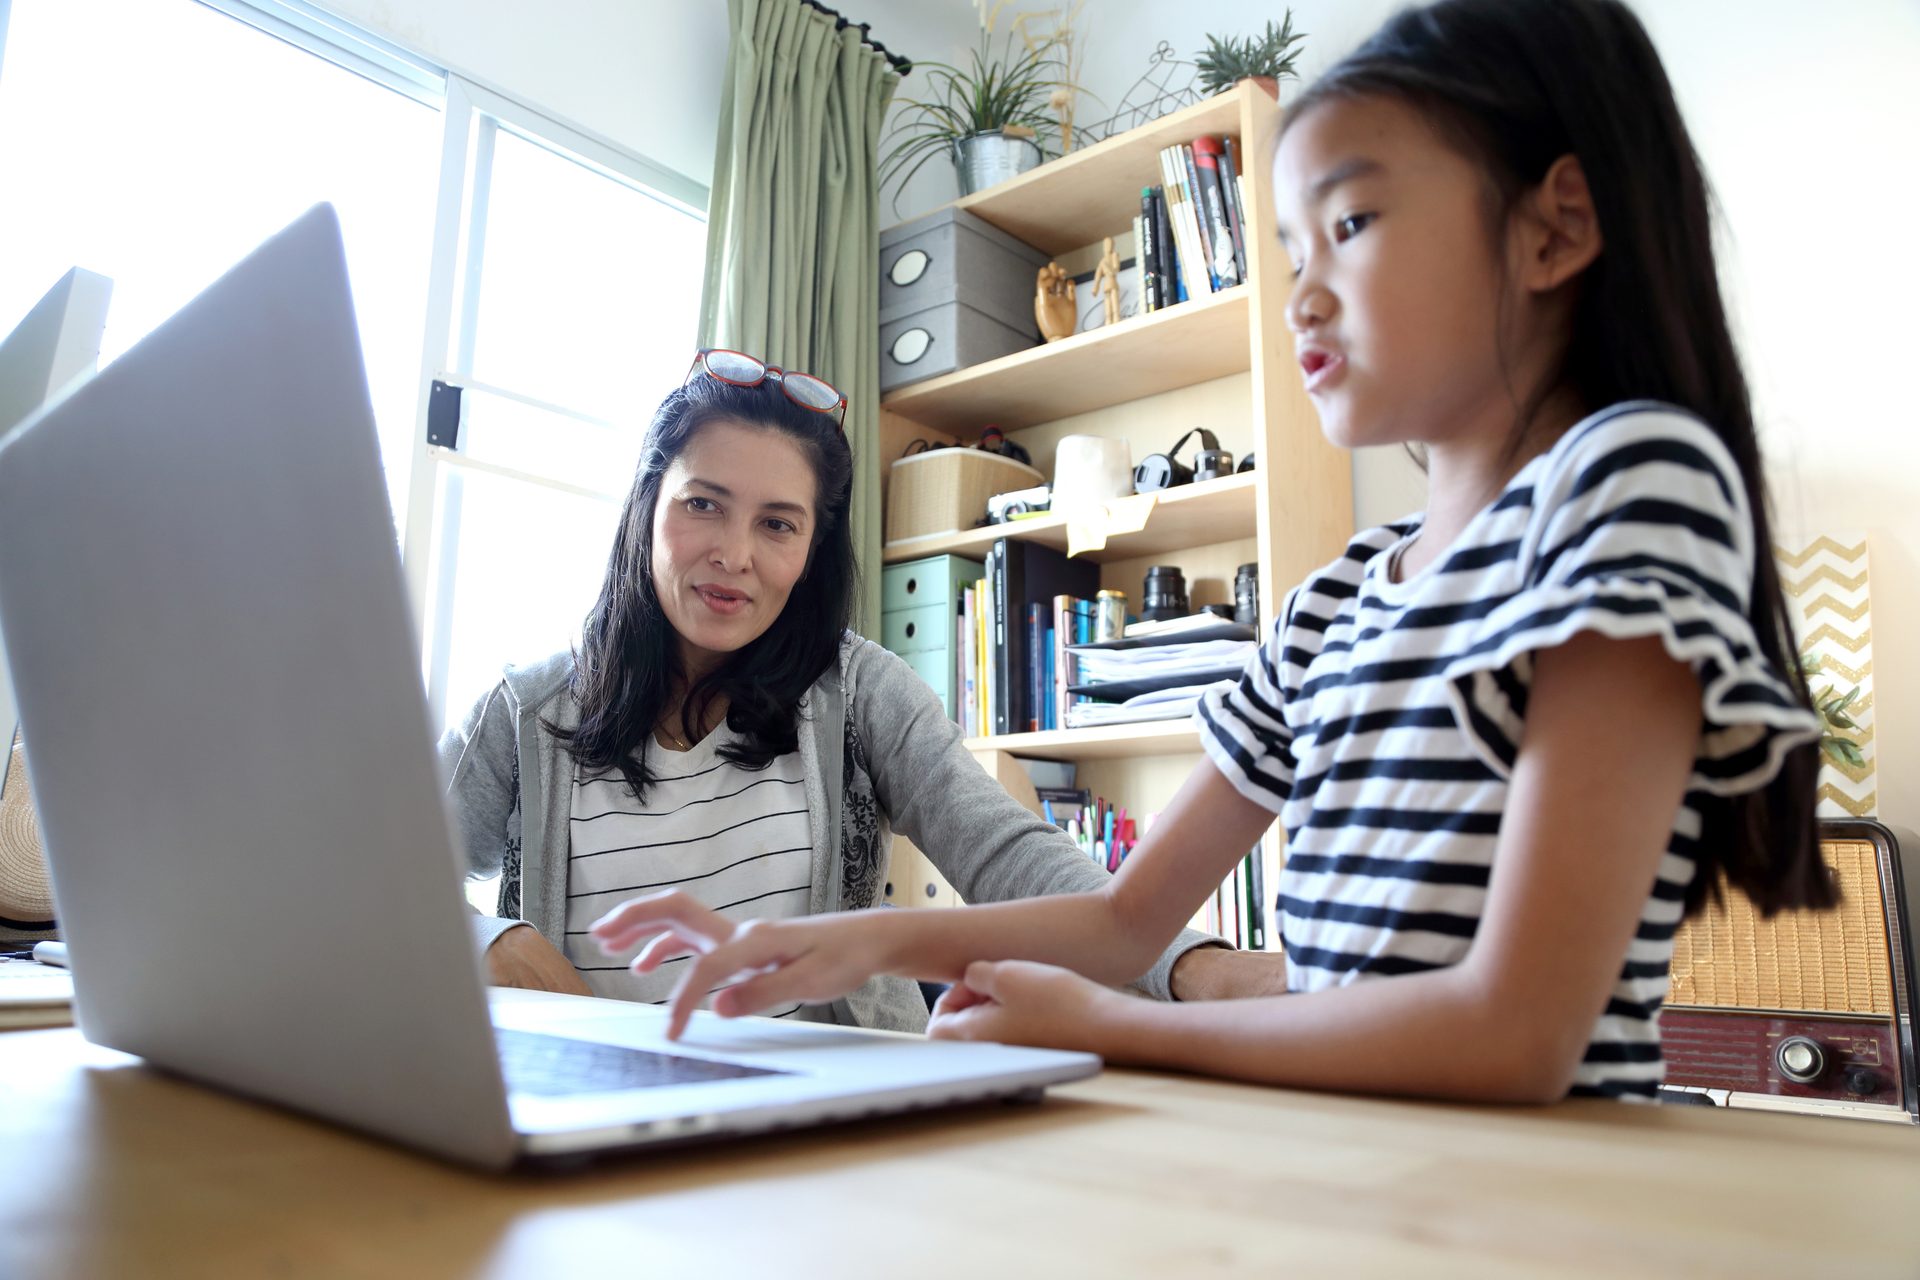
312,0,731,188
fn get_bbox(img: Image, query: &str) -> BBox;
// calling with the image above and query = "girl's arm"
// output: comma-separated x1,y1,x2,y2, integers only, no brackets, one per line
851,640,1243,999
593,754,1273,1038
935,632,1701,1104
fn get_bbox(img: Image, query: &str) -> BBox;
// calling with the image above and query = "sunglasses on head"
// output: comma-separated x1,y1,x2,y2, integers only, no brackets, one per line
685,348,847,430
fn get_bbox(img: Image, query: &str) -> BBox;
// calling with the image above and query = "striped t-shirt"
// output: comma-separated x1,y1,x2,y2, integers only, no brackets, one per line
564,726,816,1019
1198,402,1819,1098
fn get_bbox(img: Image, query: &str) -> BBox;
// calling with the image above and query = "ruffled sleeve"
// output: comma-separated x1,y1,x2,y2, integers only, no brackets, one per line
1198,585,1302,813
1441,408,1819,796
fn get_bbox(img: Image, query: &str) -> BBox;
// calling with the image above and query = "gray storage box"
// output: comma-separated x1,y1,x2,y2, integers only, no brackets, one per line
881,302,1035,392
879,207,1049,391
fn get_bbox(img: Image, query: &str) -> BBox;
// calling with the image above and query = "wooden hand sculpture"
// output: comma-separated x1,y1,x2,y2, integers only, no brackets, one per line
1035,261,1076,343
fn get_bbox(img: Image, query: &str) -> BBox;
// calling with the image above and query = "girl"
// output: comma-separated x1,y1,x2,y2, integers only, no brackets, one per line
588,0,1832,1102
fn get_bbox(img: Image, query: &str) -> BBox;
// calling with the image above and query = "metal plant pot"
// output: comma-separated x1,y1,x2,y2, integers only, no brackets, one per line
952,132,1045,195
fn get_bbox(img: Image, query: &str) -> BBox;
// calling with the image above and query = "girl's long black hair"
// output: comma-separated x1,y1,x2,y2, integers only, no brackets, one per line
1289,0,1830,916
549,374,856,802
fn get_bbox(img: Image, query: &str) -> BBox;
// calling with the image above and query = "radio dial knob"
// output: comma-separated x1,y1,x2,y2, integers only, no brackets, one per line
1844,1067,1881,1096
1776,1036,1826,1084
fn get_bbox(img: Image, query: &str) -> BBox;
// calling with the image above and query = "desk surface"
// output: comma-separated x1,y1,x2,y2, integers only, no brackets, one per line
4,1026,1916,1279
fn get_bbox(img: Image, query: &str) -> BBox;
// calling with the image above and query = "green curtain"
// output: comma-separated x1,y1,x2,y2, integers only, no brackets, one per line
699,0,901,637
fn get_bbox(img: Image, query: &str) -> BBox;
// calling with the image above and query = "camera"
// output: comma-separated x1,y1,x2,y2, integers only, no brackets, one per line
987,484,1052,524
1134,427,1233,493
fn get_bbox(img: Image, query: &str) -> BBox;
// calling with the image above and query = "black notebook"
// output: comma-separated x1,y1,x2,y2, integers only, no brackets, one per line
990,538,1100,735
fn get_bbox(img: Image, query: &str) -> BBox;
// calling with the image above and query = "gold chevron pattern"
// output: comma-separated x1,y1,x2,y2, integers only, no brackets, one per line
1785,566,1870,596
1815,784,1876,818
1799,594,1870,622
1775,535,1874,818
1775,536,1865,568
1797,623,1872,654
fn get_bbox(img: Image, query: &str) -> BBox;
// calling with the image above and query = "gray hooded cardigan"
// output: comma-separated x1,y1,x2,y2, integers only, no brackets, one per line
438,634,1218,1031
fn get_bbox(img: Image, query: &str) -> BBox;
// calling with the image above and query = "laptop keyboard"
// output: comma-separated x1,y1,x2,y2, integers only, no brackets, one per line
495,1027,789,1097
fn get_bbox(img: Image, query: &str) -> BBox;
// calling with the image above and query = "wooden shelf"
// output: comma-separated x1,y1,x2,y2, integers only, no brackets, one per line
965,719,1203,762
954,87,1252,254
880,286,1250,433
882,470,1256,565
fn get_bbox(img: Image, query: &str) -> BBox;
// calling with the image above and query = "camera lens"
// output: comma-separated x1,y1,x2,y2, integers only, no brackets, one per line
1140,565,1189,622
1233,562,1259,626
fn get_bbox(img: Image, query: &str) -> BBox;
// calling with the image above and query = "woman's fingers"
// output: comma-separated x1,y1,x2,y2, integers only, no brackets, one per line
590,890,733,955
631,929,702,975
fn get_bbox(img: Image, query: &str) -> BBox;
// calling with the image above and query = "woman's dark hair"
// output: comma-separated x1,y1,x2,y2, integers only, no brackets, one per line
549,373,855,802
1288,0,1829,916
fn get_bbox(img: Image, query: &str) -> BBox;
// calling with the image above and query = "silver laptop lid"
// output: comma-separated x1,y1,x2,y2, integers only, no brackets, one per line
0,266,112,775
0,206,517,1168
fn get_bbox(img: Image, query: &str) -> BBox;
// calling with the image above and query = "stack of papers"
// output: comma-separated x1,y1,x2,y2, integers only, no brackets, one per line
1069,637,1254,700
0,958,75,1029
1064,631,1253,728
1064,678,1237,729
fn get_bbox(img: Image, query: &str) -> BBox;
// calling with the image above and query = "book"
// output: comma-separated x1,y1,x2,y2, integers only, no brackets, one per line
0,956,74,1029
1190,136,1242,288
1183,140,1233,289
1158,146,1211,299
1137,188,1161,313
1220,136,1250,284
1027,602,1047,734
991,540,1100,735
1150,185,1181,305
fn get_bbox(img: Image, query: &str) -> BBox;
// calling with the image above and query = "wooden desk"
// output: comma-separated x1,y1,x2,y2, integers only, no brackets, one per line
3,1026,1916,1279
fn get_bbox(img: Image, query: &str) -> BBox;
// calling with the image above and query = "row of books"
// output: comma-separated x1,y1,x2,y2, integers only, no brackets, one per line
1194,847,1269,952
1132,133,1251,313
954,538,1100,737
1040,796,1268,952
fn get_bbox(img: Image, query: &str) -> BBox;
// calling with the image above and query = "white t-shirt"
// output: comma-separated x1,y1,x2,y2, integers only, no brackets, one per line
563,723,814,1017
1198,403,1819,1099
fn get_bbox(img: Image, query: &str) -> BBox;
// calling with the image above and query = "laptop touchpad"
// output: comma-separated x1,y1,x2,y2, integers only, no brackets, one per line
496,1028,790,1096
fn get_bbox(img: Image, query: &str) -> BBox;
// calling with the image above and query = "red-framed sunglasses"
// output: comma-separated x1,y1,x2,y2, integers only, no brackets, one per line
685,348,847,429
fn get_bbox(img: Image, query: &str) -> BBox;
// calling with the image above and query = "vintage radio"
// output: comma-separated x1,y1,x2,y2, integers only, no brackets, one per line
1661,819,1918,1122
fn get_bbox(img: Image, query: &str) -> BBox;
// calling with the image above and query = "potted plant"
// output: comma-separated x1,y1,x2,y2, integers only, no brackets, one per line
1195,13,1307,100
881,29,1070,204
1802,649,1869,769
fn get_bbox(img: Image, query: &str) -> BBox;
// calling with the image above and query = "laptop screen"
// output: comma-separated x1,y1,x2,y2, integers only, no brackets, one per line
0,267,112,795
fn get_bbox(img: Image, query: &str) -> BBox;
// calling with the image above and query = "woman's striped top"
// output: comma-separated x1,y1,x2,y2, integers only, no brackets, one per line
1197,403,1819,1099
563,725,817,1019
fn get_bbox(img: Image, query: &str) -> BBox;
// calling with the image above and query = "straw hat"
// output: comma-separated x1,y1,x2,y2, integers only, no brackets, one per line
0,734,56,932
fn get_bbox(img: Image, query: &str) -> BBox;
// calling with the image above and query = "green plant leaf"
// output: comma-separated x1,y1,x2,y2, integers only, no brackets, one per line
1821,736,1866,768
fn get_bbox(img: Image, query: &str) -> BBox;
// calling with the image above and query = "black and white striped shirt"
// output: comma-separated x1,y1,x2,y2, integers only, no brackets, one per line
1199,403,1819,1098
564,727,816,1019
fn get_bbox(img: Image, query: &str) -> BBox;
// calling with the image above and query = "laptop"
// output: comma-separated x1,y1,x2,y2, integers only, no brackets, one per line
0,265,112,776
0,205,1098,1170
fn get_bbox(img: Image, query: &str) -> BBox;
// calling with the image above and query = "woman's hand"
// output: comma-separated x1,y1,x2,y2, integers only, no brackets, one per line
927,960,1124,1056
486,925,593,996
590,892,894,1039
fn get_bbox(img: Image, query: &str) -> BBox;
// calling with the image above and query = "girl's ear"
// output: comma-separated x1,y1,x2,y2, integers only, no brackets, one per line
1518,155,1603,293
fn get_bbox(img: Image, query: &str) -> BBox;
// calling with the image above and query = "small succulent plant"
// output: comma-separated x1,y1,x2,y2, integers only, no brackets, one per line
1195,14,1307,96
1801,649,1867,768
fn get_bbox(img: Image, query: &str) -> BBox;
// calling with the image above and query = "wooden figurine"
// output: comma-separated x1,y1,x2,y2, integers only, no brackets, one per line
1091,236,1122,327
1035,261,1075,343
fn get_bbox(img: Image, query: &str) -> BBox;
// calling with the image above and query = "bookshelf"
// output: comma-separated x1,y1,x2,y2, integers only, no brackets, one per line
877,80,1354,938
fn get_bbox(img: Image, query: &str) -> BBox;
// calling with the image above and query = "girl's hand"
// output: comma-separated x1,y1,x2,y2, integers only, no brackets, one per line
589,892,892,1039
927,960,1122,1057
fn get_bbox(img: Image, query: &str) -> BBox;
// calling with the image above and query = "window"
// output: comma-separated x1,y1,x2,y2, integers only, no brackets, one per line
410,85,709,726
0,0,711,732
0,0,441,520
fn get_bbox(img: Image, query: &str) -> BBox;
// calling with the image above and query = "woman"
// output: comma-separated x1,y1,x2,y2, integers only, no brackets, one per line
439,349,1255,1030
